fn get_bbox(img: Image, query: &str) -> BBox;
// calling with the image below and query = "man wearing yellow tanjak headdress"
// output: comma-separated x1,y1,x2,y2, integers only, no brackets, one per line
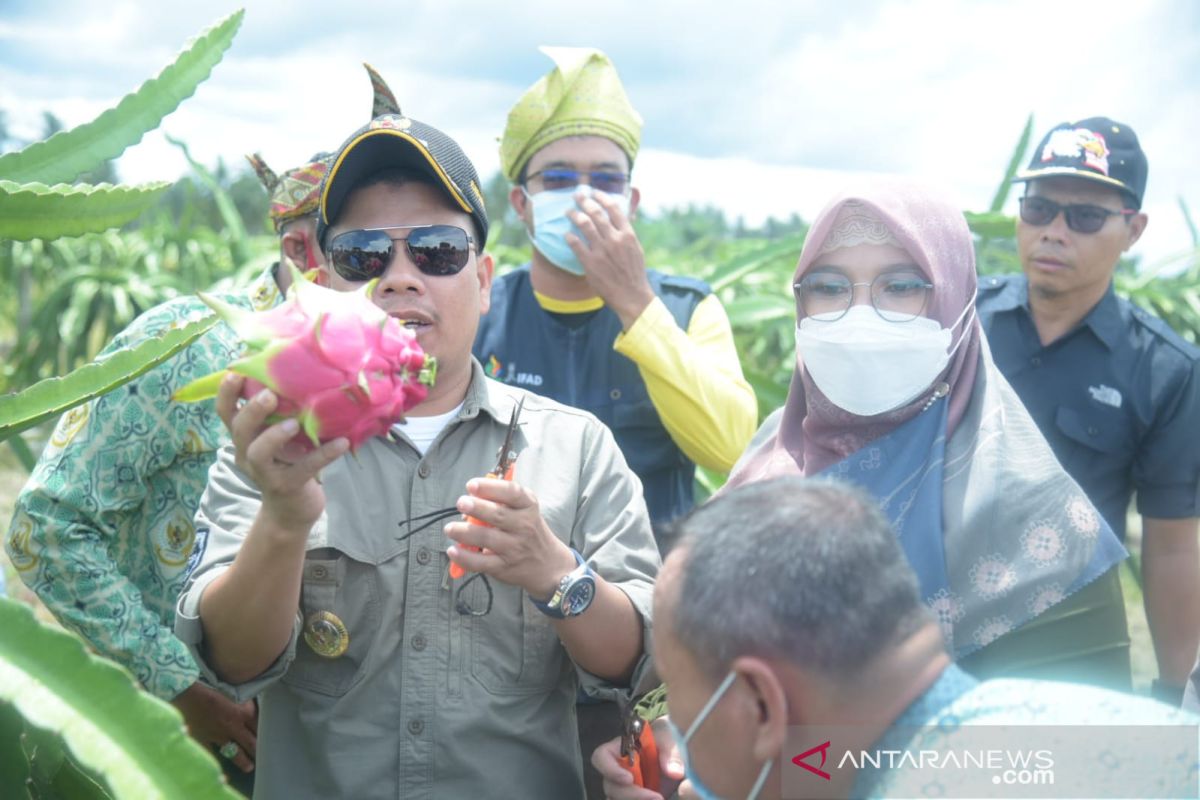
473,46,757,796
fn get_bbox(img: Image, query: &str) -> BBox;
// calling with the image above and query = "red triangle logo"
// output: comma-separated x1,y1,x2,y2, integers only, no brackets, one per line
791,740,832,780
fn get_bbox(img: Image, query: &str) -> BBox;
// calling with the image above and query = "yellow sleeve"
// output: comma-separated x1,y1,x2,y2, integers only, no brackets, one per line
613,294,757,473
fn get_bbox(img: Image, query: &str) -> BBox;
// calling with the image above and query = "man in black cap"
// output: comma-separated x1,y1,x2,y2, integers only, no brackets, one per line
176,110,659,799
976,117,1200,704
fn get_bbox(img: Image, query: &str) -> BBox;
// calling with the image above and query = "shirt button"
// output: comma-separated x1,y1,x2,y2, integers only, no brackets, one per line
1087,425,1099,437
311,565,328,580
1030,356,1042,367
416,548,431,565
610,388,622,400
411,633,427,651
408,719,424,735
417,463,431,479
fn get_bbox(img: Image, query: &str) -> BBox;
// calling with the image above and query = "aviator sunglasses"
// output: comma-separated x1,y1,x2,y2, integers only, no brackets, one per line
1019,196,1136,235
327,224,475,281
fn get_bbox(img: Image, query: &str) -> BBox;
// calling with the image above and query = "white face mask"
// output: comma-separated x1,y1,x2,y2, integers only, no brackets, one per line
795,303,972,417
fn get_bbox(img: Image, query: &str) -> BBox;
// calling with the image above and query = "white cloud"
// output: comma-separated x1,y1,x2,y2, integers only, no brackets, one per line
1,0,1196,267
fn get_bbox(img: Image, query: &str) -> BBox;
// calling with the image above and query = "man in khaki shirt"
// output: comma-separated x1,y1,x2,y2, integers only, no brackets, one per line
175,109,659,800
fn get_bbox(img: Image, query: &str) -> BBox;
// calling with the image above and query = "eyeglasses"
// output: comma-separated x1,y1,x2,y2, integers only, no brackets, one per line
794,269,933,322
1018,196,1136,234
524,168,630,195
326,225,475,282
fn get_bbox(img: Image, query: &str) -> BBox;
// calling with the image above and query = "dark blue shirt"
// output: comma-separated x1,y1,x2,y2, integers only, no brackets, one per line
976,274,1200,540
473,265,709,536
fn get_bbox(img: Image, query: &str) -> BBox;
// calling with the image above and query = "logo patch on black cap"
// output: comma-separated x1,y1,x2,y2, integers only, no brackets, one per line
1040,128,1111,176
369,115,412,131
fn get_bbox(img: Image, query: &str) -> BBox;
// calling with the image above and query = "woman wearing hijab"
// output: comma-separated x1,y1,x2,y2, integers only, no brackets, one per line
725,180,1130,685
591,181,1135,800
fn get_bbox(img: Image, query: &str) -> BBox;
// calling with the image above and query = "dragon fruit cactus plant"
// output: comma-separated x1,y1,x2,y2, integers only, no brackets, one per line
175,264,436,452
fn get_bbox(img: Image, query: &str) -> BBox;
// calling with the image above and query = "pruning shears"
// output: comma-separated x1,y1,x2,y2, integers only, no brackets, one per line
450,396,524,580
618,695,661,792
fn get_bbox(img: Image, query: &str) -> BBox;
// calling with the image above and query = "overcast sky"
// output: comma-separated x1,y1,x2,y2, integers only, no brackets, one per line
2,0,1197,267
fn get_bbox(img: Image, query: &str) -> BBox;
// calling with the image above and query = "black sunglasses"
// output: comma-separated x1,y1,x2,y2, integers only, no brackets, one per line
327,225,475,281
1019,196,1135,235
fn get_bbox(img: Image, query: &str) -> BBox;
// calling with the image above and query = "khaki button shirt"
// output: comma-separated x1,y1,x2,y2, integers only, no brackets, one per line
175,362,660,800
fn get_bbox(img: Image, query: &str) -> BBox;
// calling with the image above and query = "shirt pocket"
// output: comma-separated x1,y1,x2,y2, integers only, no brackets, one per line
282,550,381,697
469,580,567,695
1054,405,1132,456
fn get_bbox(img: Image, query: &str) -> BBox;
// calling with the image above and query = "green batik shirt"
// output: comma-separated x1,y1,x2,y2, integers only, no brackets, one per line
6,265,282,700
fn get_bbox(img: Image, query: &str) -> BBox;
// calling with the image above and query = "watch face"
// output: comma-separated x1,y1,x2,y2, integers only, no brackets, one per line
563,576,596,617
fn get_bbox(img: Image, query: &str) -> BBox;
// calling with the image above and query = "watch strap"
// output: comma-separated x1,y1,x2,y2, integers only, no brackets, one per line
531,548,588,619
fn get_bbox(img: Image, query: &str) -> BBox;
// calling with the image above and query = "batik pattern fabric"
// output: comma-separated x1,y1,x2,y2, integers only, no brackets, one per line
247,153,330,231
869,666,1200,799
6,266,281,700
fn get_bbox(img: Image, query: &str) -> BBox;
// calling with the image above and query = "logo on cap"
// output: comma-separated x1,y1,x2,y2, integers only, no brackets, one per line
369,114,413,132
1041,128,1110,176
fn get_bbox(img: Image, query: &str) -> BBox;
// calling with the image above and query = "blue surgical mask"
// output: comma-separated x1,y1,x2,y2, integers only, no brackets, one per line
522,185,630,276
667,672,773,800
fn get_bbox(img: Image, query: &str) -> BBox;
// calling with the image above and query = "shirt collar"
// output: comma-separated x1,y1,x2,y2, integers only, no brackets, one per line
1000,276,1122,351
852,662,980,797
249,263,287,311
461,357,516,425
1077,284,1123,350
985,275,1029,313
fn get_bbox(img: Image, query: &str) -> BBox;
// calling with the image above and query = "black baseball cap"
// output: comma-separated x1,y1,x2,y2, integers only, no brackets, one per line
317,113,490,248
1013,117,1148,208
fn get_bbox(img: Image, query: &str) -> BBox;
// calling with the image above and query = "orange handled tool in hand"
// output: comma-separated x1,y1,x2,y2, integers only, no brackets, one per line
619,697,661,792
450,396,524,580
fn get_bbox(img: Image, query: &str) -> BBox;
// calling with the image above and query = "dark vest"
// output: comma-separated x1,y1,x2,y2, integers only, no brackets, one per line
473,266,709,533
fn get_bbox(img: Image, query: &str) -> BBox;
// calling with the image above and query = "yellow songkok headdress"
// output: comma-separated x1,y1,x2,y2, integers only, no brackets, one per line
499,46,642,182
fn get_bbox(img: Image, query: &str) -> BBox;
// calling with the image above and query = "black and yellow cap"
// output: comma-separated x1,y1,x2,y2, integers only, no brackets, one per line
1013,117,1148,208
317,113,489,248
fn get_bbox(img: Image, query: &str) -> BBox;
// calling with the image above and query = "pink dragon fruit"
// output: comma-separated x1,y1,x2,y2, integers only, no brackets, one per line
174,265,436,453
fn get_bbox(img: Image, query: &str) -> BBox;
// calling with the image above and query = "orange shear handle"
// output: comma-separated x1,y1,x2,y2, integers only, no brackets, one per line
620,721,661,791
449,462,515,579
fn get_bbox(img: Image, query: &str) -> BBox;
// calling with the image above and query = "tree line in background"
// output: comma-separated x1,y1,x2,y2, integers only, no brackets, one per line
4,116,1198,429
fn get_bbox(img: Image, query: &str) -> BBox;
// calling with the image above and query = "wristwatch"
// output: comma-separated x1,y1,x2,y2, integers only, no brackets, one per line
531,549,596,619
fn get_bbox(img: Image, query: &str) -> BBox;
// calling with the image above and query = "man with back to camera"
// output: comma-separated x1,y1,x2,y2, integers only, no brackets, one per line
594,476,1199,800
174,100,661,799
976,117,1200,705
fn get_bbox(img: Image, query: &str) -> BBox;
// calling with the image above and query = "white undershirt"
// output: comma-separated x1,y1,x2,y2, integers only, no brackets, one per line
391,401,464,456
